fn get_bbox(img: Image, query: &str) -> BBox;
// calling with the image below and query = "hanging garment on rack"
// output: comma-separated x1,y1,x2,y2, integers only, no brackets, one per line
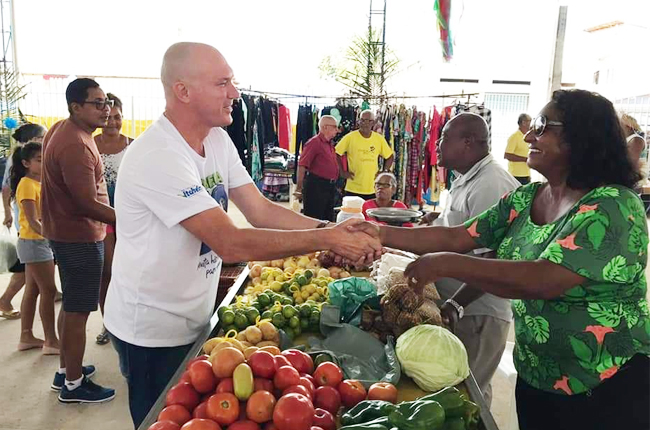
278,104,292,150
226,98,247,167
293,104,315,182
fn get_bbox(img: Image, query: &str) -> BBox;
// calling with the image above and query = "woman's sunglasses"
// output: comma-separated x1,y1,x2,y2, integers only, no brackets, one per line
531,115,563,137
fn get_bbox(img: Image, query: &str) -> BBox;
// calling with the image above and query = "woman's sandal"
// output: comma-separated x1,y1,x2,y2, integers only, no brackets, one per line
0,309,21,319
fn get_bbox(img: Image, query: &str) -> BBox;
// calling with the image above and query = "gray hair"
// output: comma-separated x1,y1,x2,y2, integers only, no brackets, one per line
360,109,375,120
319,115,338,128
375,172,397,187
517,113,531,125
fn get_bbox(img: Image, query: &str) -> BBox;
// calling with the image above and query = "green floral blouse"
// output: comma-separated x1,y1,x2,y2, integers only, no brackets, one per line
464,183,650,395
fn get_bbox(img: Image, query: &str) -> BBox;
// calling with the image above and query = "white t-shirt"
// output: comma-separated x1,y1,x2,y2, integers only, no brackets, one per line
104,115,253,347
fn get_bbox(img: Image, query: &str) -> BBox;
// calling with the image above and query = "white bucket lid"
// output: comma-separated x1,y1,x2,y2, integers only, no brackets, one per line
341,196,365,209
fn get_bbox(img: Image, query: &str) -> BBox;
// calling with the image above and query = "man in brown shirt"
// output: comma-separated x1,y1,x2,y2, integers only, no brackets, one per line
41,78,116,404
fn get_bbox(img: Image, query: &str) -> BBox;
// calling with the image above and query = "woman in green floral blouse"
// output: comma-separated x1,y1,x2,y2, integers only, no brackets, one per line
356,90,650,429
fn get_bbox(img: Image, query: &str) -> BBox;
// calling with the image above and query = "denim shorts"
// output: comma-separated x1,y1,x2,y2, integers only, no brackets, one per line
16,238,54,264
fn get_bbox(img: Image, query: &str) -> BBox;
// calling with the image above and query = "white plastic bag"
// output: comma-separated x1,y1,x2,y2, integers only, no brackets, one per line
0,227,18,273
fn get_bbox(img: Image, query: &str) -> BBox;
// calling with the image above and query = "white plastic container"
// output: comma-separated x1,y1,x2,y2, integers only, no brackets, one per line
336,196,366,223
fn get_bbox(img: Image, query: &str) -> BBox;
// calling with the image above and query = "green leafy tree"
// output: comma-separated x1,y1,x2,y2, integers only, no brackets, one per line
0,64,27,151
319,28,400,104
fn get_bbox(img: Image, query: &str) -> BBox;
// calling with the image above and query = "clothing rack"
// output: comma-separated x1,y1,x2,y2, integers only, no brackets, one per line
240,87,479,102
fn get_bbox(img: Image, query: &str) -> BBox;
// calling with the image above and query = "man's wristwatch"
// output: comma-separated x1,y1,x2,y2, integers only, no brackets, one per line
316,220,331,228
444,299,464,319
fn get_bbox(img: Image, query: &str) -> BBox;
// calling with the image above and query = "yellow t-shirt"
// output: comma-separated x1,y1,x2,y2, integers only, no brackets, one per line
16,177,44,240
505,130,530,177
335,131,394,195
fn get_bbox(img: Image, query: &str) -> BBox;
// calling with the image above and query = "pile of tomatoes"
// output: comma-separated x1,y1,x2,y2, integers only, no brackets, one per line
148,346,398,430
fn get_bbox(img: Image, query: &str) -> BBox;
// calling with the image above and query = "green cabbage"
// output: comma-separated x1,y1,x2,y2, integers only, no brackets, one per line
396,324,470,391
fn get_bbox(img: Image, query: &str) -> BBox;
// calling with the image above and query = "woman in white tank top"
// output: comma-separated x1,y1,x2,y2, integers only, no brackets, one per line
94,93,132,345
620,113,647,181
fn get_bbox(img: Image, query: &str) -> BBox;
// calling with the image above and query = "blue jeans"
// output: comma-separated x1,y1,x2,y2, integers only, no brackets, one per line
110,333,192,429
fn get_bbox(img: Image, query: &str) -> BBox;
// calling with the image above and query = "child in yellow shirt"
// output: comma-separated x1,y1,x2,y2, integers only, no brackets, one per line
10,142,59,354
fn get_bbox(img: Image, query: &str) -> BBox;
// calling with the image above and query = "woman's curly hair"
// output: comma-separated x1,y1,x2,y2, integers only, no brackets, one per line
551,89,641,190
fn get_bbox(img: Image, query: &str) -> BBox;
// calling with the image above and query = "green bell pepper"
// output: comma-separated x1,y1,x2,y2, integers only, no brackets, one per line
341,400,397,426
419,386,466,414
441,417,466,430
339,416,390,430
387,399,446,430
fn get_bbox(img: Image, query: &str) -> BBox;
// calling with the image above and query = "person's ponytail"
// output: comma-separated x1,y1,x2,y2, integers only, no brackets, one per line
9,142,42,199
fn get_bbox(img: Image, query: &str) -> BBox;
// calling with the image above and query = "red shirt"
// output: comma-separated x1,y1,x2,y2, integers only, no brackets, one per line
362,199,414,227
298,134,339,181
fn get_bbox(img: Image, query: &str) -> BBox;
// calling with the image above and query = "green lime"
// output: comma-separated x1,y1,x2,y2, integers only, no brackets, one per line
281,297,293,306
258,293,271,307
246,308,260,324
300,304,312,318
234,313,249,329
261,310,273,320
304,269,314,280
224,324,238,334
284,327,295,339
293,324,302,337
300,318,309,330
314,353,333,366
297,275,308,286
282,306,297,319
221,310,235,325
217,306,230,319
272,312,286,328
289,315,300,328
310,310,321,325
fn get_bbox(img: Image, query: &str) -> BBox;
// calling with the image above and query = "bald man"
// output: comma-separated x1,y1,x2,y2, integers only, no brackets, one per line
104,42,381,427
384,113,520,406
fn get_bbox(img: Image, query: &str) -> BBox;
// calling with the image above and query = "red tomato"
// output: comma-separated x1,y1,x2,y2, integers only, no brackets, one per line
186,355,210,370
206,393,240,426
189,360,218,394
298,377,315,395
249,351,277,379
313,386,341,415
273,355,292,371
338,380,367,408
148,421,181,430
229,420,261,430
280,350,313,374
273,366,300,391
159,405,192,426
300,374,315,385
215,378,234,394
282,385,312,400
273,393,314,430
367,382,398,403
246,390,276,423
166,382,201,411
180,419,221,430
193,402,209,419
180,371,193,384
253,378,274,393
312,408,335,430
263,423,279,430
312,363,343,388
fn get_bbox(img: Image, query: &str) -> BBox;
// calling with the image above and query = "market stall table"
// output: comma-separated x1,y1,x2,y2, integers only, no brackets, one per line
138,267,500,430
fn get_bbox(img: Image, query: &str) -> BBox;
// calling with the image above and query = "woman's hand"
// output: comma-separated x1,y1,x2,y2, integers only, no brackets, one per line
404,252,450,294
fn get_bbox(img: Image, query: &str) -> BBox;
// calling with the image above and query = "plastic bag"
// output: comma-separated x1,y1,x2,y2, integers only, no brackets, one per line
307,324,401,388
327,277,378,326
0,228,17,274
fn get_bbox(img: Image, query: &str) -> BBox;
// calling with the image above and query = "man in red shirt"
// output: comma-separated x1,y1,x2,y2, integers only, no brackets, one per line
294,115,340,221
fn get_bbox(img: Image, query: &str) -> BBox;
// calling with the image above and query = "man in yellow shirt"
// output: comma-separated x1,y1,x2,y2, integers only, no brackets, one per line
335,110,394,199
504,113,531,185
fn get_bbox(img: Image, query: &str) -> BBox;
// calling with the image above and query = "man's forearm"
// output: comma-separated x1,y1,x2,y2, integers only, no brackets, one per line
383,156,394,171
296,166,306,191
504,153,527,162
77,200,116,225
381,225,476,256
247,198,321,230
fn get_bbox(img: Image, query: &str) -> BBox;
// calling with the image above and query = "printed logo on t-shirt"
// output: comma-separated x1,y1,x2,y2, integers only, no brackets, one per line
199,171,227,256
180,185,204,198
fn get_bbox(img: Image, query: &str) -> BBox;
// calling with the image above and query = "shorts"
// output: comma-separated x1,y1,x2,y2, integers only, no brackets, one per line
16,238,54,264
50,241,104,313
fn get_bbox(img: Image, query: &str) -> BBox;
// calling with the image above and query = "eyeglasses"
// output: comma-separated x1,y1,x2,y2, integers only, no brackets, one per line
360,119,375,124
80,99,115,110
374,182,393,189
531,115,563,137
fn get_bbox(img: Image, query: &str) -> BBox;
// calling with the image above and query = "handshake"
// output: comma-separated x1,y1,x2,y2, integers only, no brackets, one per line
324,219,383,266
